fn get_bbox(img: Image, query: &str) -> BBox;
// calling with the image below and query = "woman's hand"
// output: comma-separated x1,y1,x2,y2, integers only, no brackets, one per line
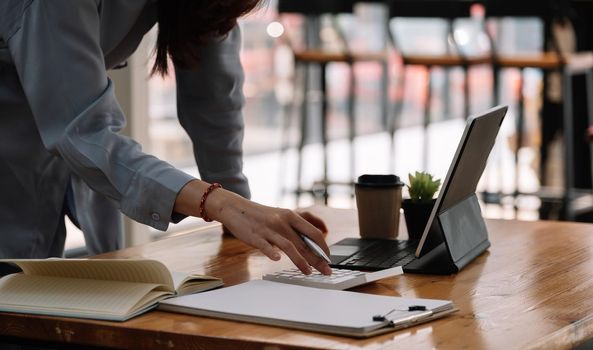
297,211,328,235
174,180,332,275
210,192,332,275
225,212,327,238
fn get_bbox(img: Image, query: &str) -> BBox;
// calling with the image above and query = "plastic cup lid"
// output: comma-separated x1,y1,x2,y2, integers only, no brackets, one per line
356,174,404,188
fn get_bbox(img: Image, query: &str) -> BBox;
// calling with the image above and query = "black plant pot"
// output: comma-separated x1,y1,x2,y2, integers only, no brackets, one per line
402,199,435,241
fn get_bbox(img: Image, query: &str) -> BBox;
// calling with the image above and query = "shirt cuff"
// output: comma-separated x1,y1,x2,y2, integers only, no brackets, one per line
121,167,195,231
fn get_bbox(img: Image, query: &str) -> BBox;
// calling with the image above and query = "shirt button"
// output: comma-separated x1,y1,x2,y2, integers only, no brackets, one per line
151,212,161,221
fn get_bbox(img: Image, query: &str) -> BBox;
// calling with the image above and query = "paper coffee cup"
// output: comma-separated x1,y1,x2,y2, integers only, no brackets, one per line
355,174,404,239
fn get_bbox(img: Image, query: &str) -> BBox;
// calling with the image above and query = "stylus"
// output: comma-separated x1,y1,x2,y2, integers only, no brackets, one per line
300,234,331,263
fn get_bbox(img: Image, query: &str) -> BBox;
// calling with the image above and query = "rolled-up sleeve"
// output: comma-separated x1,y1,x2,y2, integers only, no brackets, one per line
175,25,251,199
7,0,194,230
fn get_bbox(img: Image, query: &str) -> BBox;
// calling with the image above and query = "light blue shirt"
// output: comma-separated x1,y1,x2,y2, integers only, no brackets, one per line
0,0,250,258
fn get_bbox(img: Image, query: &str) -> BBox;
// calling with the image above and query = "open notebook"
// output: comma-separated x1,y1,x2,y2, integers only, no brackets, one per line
160,280,456,338
0,259,223,321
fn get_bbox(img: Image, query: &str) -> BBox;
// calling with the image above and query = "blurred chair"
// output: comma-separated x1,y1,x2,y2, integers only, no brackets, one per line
386,0,491,171
277,0,391,205
485,2,593,220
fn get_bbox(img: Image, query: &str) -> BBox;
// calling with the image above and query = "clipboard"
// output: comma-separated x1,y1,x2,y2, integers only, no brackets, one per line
159,280,456,338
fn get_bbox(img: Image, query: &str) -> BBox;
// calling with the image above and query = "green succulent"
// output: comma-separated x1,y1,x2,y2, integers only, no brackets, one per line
407,171,441,203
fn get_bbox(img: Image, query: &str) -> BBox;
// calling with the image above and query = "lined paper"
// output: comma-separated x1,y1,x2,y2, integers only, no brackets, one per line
1,259,175,289
0,274,169,316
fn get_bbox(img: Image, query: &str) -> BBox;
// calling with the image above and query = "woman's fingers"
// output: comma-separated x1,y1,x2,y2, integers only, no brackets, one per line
296,241,332,276
289,213,331,257
298,211,328,234
268,232,312,275
283,214,331,275
263,210,331,275
252,237,282,261
273,232,331,276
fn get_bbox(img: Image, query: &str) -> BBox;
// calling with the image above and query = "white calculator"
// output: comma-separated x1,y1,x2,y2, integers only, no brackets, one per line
262,266,403,290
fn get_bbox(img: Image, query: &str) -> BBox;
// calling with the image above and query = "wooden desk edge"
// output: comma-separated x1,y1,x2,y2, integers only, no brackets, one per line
0,311,312,350
524,312,593,350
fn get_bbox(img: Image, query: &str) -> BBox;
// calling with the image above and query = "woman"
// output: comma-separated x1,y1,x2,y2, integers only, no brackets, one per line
0,0,331,276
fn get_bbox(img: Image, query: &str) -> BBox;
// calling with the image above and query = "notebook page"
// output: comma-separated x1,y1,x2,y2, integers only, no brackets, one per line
171,271,190,290
171,271,223,295
0,274,170,318
2,259,175,291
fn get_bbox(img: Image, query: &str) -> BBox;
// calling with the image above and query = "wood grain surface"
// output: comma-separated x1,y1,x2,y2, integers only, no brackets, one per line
2,205,593,349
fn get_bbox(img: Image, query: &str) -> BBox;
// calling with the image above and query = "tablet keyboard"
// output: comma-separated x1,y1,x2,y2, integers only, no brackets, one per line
262,266,403,290
334,240,417,270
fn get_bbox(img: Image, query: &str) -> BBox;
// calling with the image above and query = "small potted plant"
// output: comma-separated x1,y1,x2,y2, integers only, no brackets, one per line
402,171,441,240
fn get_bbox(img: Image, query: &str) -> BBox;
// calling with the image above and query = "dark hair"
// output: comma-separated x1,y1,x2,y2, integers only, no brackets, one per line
152,0,264,76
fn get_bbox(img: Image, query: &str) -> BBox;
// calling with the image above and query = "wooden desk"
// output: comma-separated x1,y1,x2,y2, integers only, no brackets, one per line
2,206,593,349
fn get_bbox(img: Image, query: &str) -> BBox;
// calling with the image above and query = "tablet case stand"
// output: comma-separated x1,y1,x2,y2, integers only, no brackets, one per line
404,193,490,275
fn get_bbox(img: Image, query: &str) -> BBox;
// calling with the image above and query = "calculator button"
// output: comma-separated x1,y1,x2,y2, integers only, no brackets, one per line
262,267,403,290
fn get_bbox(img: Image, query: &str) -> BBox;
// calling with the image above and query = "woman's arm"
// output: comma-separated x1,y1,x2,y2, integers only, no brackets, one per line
173,26,331,275
174,26,250,199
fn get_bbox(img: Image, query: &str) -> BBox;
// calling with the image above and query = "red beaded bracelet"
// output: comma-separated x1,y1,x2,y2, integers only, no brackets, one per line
199,183,222,222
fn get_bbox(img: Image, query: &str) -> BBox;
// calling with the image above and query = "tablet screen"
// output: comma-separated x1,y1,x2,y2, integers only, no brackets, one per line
415,106,508,257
